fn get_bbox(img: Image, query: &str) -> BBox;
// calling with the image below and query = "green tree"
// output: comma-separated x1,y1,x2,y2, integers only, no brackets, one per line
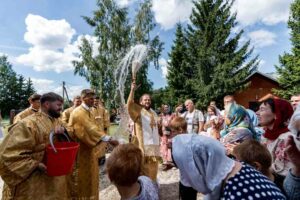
125,0,163,100
0,55,36,116
274,0,300,98
185,0,258,109
74,0,163,108
73,0,131,109
167,23,193,107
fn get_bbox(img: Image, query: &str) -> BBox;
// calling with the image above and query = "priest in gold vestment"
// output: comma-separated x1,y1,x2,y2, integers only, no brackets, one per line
67,89,118,199
61,95,82,126
13,93,41,124
0,92,68,200
127,82,161,181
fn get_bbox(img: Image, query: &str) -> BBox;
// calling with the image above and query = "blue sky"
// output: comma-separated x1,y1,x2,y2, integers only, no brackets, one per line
0,0,294,98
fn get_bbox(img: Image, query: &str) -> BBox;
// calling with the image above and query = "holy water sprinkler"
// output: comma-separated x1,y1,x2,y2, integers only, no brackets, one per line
131,44,148,82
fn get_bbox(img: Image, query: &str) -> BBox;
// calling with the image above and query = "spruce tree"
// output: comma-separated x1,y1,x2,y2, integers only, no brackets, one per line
186,0,258,109
0,55,36,116
274,0,300,99
167,23,193,106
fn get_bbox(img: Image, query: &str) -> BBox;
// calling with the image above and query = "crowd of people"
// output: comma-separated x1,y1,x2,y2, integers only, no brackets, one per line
0,78,299,199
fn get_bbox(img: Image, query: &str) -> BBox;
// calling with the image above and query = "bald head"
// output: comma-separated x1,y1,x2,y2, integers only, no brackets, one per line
184,99,195,112
224,95,235,108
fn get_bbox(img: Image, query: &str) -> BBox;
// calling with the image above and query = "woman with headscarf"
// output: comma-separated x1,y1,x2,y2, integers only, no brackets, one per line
220,102,257,146
172,134,286,200
257,98,294,177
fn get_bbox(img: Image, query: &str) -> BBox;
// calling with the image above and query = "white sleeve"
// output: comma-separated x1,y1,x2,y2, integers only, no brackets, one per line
198,111,204,122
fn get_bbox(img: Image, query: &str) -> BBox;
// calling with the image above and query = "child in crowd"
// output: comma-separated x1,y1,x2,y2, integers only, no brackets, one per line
106,143,159,200
233,139,285,192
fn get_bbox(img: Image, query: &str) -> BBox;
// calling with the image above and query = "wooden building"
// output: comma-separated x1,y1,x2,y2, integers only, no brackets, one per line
234,72,281,111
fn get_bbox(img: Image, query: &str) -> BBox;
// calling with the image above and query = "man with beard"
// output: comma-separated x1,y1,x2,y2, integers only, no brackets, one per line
67,89,118,199
127,81,161,181
0,92,68,199
61,95,82,126
13,93,41,124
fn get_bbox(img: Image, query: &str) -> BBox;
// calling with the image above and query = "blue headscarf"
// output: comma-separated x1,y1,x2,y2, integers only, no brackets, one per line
221,103,258,140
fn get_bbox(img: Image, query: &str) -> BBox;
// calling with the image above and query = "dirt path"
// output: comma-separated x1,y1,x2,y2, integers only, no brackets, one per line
0,163,203,200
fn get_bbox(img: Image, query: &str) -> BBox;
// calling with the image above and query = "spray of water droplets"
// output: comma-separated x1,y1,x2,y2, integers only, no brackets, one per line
113,44,148,142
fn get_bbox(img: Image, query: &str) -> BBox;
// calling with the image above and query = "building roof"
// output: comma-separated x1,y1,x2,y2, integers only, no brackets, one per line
246,71,279,83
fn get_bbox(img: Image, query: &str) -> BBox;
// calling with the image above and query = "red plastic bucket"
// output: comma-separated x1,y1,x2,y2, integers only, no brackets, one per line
46,132,79,176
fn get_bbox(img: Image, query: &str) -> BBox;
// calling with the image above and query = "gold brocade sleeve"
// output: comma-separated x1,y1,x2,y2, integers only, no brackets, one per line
13,114,22,124
61,108,70,126
127,89,142,122
69,108,106,147
0,122,41,187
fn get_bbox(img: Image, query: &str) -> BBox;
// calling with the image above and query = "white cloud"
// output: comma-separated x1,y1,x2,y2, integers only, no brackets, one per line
31,78,83,99
159,58,169,78
115,0,136,7
232,0,293,26
152,0,193,30
248,29,277,48
24,14,75,50
17,14,99,73
31,78,55,94
152,0,292,30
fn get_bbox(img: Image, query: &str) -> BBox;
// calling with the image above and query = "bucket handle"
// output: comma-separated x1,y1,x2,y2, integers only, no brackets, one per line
49,131,70,153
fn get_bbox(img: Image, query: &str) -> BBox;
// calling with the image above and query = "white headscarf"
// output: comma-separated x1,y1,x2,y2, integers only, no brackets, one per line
172,134,235,199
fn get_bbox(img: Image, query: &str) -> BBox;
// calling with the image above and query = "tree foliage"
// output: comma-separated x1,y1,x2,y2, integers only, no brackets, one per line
274,0,300,98
0,55,36,116
73,0,163,108
166,0,258,109
167,24,194,107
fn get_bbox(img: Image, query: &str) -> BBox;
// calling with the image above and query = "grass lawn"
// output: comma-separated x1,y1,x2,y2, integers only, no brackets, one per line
0,120,121,139
0,118,10,137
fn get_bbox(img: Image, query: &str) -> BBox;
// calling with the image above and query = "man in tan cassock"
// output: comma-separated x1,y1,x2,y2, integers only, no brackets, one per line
93,97,110,134
0,92,68,200
61,95,82,126
92,97,111,165
13,93,41,124
127,81,161,181
67,89,118,199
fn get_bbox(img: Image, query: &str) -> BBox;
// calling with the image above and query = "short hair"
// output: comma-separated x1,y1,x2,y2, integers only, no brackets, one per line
28,93,41,101
81,89,95,98
291,94,300,98
139,93,151,103
170,117,187,132
260,98,275,113
73,95,81,101
40,92,63,104
233,140,272,174
106,143,142,186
